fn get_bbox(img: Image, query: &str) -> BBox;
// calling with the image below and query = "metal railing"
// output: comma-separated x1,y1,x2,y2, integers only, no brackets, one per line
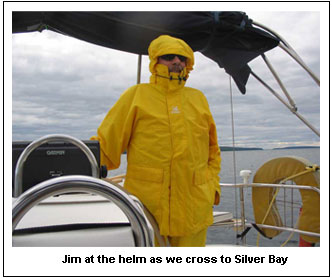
13,134,100,197
219,170,320,240
12,134,154,247
12,175,154,247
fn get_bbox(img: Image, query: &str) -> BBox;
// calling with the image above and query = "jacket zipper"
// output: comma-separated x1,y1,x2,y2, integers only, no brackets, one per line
165,91,174,233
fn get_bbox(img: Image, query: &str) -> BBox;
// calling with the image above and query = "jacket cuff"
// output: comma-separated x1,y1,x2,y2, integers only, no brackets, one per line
214,178,221,205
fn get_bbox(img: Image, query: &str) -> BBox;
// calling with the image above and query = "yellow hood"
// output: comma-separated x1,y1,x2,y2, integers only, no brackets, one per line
148,35,194,78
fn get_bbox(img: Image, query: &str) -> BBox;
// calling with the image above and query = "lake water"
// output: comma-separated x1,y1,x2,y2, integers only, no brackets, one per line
207,147,320,247
108,148,320,247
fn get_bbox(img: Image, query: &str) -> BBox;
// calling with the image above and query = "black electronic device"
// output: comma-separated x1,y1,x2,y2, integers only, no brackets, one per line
12,140,105,196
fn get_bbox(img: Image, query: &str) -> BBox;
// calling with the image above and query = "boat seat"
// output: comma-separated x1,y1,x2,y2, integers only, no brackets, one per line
13,225,135,247
212,211,234,226
12,194,136,247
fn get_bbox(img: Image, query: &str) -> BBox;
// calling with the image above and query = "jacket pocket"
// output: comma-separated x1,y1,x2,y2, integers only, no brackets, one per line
125,165,164,220
193,167,214,205
192,167,215,227
194,167,211,185
126,165,164,183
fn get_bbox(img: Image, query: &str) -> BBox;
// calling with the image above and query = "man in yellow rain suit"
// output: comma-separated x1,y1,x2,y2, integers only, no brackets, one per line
93,35,221,246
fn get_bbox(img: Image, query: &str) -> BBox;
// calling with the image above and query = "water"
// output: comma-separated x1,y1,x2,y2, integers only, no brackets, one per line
108,148,320,247
207,148,320,247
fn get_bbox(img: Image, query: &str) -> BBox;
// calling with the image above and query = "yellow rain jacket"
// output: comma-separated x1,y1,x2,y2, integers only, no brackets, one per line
93,35,221,236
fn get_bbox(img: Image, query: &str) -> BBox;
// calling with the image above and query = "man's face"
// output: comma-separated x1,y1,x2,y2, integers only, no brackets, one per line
158,54,187,73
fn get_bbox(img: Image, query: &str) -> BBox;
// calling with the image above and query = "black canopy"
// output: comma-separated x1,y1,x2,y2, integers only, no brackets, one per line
12,11,280,94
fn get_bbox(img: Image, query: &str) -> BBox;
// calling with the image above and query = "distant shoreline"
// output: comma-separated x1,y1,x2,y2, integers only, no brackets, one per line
272,146,320,150
219,146,263,151
219,146,320,151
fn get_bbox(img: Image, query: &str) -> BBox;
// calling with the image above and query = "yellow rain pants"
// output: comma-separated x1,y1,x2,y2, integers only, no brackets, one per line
155,228,208,247
92,35,221,238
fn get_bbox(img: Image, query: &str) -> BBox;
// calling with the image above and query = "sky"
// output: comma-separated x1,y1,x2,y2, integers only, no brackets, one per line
9,7,325,149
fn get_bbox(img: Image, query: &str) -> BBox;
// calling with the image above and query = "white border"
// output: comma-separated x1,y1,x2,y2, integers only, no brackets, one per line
4,2,329,277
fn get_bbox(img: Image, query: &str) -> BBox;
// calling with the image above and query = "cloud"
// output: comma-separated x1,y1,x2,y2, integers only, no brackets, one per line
11,11,321,149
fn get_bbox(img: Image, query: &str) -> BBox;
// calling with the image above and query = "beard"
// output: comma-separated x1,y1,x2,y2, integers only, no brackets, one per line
169,64,184,73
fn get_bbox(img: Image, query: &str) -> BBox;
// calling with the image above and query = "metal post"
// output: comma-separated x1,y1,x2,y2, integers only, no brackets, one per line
228,75,239,244
251,71,320,137
137,54,142,84
279,43,320,86
253,20,320,86
239,170,251,245
261,53,297,110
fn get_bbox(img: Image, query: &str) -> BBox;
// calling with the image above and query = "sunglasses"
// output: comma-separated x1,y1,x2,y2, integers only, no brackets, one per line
159,54,187,62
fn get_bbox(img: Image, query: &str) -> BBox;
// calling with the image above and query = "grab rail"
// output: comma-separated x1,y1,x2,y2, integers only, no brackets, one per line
245,223,320,238
14,134,100,197
218,181,320,241
220,182,320,194
12,175,154,247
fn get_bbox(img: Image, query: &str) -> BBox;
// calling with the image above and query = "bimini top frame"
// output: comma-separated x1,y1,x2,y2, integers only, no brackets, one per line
250,20,320,137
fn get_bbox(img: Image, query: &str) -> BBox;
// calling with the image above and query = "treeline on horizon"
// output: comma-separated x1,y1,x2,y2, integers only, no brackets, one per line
219,146,319,151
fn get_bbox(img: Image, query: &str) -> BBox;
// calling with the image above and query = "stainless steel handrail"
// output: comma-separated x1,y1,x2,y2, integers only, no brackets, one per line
245,223,320,238
219,182,320,194
14,134,100,197
12,175,154,247
219,181,320,240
